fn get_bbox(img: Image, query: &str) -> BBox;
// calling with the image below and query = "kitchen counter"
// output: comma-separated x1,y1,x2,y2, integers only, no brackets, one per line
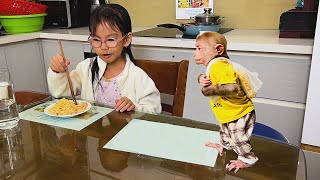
0,27,314,55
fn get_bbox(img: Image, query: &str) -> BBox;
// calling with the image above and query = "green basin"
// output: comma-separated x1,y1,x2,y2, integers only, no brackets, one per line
0,13,47,34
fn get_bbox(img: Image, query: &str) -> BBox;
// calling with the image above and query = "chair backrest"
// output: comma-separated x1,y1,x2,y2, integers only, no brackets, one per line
253,122,289,143
15,91,50,106
135,59,189,117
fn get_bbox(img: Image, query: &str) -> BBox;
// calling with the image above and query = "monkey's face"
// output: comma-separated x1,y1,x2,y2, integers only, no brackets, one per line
194,39,218,66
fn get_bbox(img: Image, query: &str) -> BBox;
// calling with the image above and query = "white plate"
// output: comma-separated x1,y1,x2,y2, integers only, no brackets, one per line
44,100,92,118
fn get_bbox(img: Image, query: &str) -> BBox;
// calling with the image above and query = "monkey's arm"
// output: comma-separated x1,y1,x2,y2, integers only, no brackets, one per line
201,83,239,96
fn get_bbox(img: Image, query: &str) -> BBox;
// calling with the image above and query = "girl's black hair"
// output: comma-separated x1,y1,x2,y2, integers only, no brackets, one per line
89,4,135,85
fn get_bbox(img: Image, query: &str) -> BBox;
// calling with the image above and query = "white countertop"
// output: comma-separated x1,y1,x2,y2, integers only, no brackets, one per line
0,27,314,55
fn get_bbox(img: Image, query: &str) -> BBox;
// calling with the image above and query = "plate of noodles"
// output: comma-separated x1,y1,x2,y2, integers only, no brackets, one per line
44,98,92,118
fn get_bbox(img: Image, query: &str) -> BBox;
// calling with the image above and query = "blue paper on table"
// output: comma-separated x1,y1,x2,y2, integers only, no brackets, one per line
19,100,113,131
104,119,220,167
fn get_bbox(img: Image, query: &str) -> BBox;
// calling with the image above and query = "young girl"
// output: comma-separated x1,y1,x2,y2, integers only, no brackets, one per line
47,4,161,114
194,32,258,172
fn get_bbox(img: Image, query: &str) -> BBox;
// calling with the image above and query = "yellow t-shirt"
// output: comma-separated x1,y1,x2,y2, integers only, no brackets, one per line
207,58,254,124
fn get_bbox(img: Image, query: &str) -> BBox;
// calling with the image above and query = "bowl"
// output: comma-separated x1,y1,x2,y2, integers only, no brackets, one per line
0,13,47,34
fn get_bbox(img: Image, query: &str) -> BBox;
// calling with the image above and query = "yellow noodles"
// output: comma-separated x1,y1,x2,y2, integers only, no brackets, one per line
48,98,88,116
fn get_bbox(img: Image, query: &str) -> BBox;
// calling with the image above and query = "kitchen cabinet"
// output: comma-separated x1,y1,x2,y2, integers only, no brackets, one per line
253,99,305,146
229,52,311,103
3,40,46,92
41,39,85,77
0,47,6,68
131,45,310,146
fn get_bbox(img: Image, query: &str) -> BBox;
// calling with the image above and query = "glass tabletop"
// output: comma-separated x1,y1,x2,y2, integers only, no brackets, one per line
0,101,306,180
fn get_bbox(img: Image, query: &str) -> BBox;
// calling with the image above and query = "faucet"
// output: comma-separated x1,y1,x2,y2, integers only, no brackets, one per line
91,0,108,13
91,0,100,13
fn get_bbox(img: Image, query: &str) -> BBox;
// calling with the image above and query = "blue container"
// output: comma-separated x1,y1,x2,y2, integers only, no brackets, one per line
297,0,304,7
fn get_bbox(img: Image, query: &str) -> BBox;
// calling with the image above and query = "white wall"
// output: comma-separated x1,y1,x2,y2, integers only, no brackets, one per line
302,5,320,180
302,8,320,146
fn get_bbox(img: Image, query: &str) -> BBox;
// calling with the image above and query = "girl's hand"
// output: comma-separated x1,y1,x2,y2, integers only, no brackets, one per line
198,74,211,87
49,54,70,73
115,97,135,112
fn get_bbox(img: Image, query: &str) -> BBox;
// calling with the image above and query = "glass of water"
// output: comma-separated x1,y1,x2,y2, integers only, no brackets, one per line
0,68,19,129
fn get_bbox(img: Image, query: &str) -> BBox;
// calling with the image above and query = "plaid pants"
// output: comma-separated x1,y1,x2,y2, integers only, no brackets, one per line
220,110,258,165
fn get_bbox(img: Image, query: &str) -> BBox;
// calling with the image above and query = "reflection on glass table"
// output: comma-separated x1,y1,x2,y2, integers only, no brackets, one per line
0,125,24,177
0,101,306,180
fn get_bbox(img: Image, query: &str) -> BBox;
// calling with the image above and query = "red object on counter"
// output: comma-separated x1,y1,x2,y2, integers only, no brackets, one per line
0,0,48,15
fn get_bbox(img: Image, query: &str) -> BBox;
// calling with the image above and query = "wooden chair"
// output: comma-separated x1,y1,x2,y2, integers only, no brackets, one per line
135,59,189,117
15,91,50,106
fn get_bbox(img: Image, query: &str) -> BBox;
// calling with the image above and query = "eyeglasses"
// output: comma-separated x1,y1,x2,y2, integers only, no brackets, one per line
88,34,128,48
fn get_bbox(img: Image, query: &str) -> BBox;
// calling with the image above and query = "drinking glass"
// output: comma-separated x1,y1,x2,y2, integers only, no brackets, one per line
0,68,19,129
